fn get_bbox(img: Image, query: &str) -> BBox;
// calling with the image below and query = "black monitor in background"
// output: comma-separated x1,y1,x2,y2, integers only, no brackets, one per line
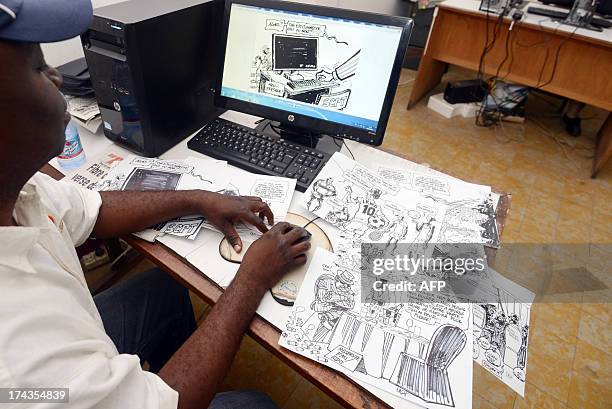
539,0,574,8
540,0,612,16
598,0,612,16
214,0,413,146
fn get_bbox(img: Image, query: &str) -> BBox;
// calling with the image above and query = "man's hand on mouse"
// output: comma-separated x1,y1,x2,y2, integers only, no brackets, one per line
238,222,311,290
199,192,274,253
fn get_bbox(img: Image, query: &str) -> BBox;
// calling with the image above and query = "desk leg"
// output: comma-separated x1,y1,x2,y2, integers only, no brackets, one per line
407,56,447,109
592,112,612,178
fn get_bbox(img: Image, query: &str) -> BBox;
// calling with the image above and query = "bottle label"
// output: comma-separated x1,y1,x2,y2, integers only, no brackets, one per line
59,128,84,160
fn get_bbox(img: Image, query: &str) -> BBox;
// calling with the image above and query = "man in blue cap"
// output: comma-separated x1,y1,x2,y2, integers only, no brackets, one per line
0,1,311,408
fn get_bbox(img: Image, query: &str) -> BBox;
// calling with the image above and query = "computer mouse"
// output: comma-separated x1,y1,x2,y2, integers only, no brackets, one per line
294,231,312,244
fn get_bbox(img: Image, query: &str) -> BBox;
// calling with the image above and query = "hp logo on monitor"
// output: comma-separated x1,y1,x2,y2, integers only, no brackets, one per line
287,114,295,122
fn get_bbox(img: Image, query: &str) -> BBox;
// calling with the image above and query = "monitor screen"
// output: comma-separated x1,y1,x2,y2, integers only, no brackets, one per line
217,0,411,145
273,34,318,70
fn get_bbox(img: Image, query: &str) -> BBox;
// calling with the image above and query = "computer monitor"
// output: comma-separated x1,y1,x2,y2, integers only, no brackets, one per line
597,0,612,15
539,0,575,8
540,0,611,15
214,0,412,146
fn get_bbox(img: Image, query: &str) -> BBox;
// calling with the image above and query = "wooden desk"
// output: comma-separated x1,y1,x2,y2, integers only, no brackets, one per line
42,150,511,408
407,0,612,177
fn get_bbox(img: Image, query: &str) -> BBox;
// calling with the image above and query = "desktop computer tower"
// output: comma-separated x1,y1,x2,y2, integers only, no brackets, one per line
81,0,224,157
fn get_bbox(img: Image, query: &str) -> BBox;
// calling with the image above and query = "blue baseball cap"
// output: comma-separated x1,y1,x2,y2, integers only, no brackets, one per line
0,0,93,43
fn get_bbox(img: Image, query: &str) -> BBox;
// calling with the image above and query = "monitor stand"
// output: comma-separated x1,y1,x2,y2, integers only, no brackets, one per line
255,119,342,156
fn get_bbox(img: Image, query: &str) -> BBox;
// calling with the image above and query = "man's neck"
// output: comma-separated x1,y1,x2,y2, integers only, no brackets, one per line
0,182,23,227
0,161,39,226
0,202,18,227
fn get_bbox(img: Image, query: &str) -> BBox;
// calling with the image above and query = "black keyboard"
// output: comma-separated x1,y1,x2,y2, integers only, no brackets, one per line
187,118,331,192
287,79,321,90
527,6,612,28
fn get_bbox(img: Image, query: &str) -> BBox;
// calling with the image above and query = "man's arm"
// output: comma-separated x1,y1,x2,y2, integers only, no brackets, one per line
92,190,274,252
92,190,205,239
158,222,311,409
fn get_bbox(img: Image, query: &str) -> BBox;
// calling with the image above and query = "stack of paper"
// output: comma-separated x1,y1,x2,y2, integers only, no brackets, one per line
92,154,296,242
66,96,102,133
276,152,533,409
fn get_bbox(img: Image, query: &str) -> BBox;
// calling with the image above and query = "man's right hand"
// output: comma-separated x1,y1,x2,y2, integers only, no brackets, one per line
160,222,311,409
238,222,311,290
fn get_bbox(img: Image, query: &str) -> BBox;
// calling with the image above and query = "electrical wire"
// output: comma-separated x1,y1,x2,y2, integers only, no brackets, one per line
475,2,508,128
534,25,578,90
343,139,355,160
528,18,579,91
527,114,595,169
331,135,355,160
302,216,320,229
493,21,514,81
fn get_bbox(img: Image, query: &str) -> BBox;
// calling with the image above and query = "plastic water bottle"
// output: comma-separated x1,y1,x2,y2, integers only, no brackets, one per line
57,120,86,170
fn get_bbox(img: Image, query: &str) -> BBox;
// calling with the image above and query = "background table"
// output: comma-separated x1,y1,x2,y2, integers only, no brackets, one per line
407,0,612,177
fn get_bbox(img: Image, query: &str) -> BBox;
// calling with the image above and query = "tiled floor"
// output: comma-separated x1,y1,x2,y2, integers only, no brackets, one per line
215,68,611,409
94,67,611,408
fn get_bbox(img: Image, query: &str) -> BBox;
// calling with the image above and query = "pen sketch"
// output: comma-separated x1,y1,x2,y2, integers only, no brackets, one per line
280,248,474,409
302,153,447,249
471,272,532,395
416,243,533,396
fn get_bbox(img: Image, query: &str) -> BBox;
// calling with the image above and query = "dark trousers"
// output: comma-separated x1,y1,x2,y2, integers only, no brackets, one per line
94,268,277,409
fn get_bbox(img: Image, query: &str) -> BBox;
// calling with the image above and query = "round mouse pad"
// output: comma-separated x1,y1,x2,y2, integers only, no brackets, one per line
219,212,333,305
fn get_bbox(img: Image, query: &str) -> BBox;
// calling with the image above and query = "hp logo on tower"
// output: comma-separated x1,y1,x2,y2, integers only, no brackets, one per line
287,114,295,122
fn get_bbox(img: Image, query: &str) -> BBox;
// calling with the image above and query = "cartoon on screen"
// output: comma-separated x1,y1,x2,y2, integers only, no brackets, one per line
250,18,361,111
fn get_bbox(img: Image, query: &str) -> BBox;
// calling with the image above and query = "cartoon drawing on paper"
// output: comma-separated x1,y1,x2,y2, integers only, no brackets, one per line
473,294,531,394
384,208,436,254
280,248,474,409
423,192,500,248
375,166,501,248
94,156,195,192
405,242,532,395
389,324,467,407
340,186,389,239
307,177,337,212
122,168,182,191
94,156,296,241
310,269,356,342
96,172,129,191
303,153,446,247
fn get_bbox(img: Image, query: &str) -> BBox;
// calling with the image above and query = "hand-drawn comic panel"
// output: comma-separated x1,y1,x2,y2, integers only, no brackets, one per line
280,248,474,409
474,301,530,395
121,168,182,191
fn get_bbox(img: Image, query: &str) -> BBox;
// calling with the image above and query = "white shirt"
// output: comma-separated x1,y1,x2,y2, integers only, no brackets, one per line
0,173,178,409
